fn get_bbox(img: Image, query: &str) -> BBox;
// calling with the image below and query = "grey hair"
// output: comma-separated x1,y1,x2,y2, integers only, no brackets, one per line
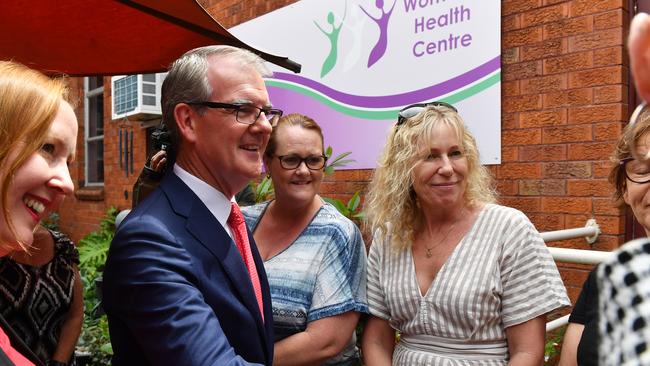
161,45,271,148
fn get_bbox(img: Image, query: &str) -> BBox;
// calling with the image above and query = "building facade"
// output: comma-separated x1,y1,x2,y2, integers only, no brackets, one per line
59,0,638,302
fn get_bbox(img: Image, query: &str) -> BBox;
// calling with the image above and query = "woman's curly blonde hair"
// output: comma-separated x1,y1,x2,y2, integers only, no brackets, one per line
364,105,496,250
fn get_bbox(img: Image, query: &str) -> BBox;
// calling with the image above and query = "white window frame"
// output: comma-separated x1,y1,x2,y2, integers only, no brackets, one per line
84,77,104,186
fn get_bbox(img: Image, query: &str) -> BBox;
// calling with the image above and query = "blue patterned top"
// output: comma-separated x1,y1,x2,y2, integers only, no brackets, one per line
243,201,368,365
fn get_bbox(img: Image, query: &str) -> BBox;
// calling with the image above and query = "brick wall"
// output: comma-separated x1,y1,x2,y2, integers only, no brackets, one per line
58,0,632,304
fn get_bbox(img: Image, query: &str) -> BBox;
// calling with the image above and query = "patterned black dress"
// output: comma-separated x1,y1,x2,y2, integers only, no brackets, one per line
0,230,79,364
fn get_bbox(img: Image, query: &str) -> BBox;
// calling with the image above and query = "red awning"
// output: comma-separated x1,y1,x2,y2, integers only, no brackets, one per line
0,0,301,76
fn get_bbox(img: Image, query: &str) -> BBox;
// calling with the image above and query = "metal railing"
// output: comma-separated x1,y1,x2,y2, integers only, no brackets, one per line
541,219,611,332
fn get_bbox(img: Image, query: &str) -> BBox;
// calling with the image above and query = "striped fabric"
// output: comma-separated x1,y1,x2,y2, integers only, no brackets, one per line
367,204,569,365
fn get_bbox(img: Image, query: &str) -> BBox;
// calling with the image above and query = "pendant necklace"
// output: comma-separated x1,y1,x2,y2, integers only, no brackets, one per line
424,222,458,258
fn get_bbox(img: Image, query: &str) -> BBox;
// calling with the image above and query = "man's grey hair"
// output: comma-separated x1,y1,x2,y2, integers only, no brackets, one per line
161,45,271,149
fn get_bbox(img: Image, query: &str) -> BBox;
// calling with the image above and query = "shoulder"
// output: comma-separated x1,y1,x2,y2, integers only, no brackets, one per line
50,229,80,264
242,202,267,222
317,202,359,233
480,203,534,231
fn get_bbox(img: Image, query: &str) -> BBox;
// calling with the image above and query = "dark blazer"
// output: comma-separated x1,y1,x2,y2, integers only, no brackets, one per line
102,173,274,366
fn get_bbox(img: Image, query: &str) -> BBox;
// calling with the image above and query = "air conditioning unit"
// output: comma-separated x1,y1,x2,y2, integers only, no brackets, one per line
111,73,166,124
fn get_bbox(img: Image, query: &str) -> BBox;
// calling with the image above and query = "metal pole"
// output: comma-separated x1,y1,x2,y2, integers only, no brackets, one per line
540,219,600,244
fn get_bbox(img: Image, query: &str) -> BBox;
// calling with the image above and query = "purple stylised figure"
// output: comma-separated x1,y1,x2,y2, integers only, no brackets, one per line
360,0,396,67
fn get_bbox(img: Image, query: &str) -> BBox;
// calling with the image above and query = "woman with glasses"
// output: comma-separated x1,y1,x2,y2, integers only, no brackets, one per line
241,113,368,365
589,104,650,365
362,102,569,365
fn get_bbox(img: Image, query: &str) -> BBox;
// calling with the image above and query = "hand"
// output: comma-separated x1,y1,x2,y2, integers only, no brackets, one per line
149,150,167,173
629,13,650,102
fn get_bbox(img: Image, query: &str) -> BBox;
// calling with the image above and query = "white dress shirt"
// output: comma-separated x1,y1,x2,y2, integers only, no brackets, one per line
173,163,235,240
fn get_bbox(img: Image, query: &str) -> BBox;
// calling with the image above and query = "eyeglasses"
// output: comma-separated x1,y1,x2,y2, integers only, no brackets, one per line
621,157,650,184
185,101,283,127
396,101,457,126
276,154,327,170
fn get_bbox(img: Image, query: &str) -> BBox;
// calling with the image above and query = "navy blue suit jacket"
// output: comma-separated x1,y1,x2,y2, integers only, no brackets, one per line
102,173,274,365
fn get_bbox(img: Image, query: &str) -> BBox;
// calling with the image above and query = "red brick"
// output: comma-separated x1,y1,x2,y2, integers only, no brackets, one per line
520,109,567,128
593,47,624,67
500,196,542,213
521,3,569,27
502,113,518,129
502,47,520,65
594,9,625,30
520,74,567,94
519,179,566,195
568,104,625,124
594,122,624,141
502,129,542,146
503,0,544,16
594,215,625,235
529,212,565,231
503,60,542,81
567,142,618,160
521,38,567,61
502,94,543,112
502,146,519,162
593,161,615,179
543,51,592,74
567,179,612,196
496,179,518,195
504,27,544,47
543,125,592,143
502,80,520,97
568,66,625,88
569,28,624,52
503,14,521,32
497,162,543,179
594,197,622,215
520,144,567,161
543,16,593,39
543,88,593,108
543,162,592,178
594,85,626,104
570,0,626,16
542,197,592,214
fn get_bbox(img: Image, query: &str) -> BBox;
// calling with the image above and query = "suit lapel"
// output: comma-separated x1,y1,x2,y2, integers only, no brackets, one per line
160,174,268,340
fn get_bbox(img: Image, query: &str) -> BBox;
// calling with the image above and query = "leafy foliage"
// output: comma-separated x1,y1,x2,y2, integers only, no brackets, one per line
251,175,274,204
323,146,355,176
323,191,364,223
77,207,117,366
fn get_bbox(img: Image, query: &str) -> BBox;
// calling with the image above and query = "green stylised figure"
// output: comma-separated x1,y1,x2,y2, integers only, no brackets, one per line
314,4,347,78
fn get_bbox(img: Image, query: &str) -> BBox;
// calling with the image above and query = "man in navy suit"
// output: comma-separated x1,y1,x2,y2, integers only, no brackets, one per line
102,45,283,365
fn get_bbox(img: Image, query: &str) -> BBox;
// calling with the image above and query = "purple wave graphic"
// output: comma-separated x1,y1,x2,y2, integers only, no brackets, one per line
272,55,500,108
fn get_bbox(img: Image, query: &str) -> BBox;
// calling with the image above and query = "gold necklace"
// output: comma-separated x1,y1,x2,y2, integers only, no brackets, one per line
424,222,458,258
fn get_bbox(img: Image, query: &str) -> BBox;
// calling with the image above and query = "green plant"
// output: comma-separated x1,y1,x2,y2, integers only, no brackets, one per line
323,146,355,175
77,207,117,366
323,191,364,223
545,325,566,365
251,175,274,204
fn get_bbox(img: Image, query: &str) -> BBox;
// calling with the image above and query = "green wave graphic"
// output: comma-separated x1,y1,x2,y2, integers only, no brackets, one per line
266,71,501,120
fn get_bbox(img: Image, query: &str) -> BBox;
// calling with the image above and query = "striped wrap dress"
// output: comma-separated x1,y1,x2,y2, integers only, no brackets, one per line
366,204,570,365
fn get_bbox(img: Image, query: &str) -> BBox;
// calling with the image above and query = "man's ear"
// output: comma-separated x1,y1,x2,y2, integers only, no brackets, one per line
173,103,197,144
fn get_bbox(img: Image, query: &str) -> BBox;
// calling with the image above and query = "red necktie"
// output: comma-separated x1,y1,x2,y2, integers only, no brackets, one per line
228,202,264,320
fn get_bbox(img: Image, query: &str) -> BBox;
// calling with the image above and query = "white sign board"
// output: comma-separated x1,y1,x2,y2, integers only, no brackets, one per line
232,0,501,168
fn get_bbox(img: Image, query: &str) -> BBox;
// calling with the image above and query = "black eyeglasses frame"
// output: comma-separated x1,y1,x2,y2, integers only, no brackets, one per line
620,156,650,184
185,101,283,126
276,154,328,170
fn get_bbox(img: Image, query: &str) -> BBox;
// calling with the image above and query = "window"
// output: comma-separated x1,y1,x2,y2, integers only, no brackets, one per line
85,77,104,186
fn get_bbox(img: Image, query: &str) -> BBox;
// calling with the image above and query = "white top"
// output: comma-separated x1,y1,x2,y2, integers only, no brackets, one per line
173,164,234,239
367,204,570,365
